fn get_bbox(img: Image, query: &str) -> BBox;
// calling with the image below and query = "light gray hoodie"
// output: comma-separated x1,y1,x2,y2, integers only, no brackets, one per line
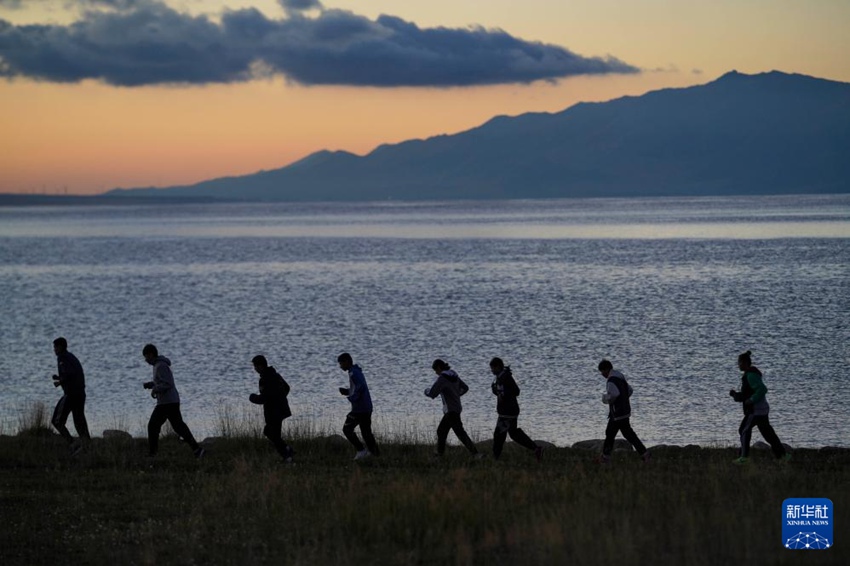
425,369,469,414
151,356,181,405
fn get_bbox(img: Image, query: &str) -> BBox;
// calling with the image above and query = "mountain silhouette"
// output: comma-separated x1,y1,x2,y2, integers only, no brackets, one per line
108,70,850,201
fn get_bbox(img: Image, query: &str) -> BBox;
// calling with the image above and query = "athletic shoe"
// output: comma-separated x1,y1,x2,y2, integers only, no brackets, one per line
595,455,611,465
354,449,371,461
733,456,749,465
642,451,652,463
283,446,295,463
471,453,485,460
194,447,206,459
534,446,544,463
781,453,792,463
69,442,83,457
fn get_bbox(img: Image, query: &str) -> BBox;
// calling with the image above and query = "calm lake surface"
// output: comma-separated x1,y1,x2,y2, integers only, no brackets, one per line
1,194,848,447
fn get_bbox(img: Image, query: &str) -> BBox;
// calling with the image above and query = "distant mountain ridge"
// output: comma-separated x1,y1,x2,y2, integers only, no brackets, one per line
108,70,850,201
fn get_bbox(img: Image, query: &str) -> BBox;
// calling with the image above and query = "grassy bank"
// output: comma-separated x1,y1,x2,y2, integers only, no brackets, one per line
0,430,847,566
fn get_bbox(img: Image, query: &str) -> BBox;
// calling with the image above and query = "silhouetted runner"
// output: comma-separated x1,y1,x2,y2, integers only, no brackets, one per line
425,359,481,458
50,337,90,455
142,344,204,459
249,355,294,463
729,350,790,464
337,353,379,460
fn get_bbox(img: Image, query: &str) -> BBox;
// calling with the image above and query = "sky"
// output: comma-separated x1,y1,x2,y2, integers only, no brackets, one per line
1,0,848,195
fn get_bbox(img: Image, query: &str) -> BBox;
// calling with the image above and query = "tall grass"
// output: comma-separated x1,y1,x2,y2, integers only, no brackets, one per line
15,401,51,436
105,409,132,435
2,409,847,566
213,401,440,445
214,400,263,439
0,429,846,566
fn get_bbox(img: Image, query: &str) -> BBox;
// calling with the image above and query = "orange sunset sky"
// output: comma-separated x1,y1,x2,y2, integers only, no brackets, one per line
1,0,849,195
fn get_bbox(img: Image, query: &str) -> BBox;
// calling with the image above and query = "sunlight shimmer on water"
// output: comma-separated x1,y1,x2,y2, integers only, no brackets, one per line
1,194,848,446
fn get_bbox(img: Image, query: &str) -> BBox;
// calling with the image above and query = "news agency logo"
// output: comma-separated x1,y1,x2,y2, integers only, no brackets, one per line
783,498,832,550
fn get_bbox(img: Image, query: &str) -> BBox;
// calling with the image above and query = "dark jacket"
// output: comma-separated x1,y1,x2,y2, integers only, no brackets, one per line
56,351,85,395
732,366,769,416
491,367,520,417
346,364,373,414
251,366,292,420
604,370,633,421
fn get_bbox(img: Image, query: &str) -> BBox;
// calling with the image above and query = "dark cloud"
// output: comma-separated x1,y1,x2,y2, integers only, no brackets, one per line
278,0,322,13
0,1,639,87
0,0,135,8
77,0,138,7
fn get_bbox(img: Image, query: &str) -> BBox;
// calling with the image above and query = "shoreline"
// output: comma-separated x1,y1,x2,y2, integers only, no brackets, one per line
6,428,850,454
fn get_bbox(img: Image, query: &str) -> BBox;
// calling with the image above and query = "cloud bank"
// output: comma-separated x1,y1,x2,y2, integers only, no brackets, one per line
0,0,639,87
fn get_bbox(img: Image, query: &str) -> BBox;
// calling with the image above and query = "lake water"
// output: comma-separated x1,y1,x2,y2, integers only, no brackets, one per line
1,194,848,448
